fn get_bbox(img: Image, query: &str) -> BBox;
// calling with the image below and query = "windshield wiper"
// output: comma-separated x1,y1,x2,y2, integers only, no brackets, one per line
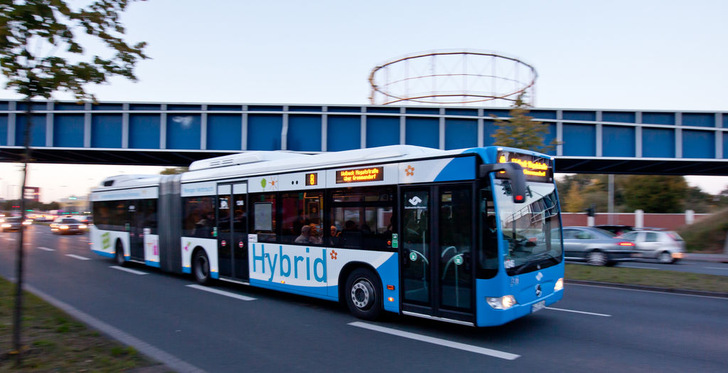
512,253,560,275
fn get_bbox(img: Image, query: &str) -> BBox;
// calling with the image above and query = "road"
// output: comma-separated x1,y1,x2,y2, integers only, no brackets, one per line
1,226,727,373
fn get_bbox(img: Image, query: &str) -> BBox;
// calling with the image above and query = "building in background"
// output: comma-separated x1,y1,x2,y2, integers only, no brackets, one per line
59,195,89,214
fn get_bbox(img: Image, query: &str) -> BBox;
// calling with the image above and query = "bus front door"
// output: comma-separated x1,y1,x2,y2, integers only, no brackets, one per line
217,183,249,281
401,185,474,323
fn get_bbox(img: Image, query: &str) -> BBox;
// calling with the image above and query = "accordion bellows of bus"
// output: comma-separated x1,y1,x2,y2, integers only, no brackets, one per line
91,145,564,327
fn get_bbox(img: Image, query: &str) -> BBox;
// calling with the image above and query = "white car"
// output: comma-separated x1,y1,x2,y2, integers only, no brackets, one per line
621,230,686,264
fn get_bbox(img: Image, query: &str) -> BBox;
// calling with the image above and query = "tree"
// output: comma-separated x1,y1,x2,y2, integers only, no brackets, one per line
563,182,586,212
0,0,147,362
491,93,554,152
621,175,689,213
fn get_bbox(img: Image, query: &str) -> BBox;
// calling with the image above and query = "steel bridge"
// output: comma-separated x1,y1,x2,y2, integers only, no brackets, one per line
1,100,727,175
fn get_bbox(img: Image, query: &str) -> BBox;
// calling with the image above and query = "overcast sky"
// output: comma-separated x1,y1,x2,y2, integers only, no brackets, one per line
1,0,727,202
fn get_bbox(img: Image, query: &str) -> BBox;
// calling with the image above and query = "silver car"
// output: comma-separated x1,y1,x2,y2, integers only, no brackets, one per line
0,216,23,232
620,230,685,264
560,226,637,266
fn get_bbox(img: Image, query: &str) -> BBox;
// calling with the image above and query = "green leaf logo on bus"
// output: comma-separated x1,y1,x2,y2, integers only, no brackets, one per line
261,178,267,188
101,232,111,250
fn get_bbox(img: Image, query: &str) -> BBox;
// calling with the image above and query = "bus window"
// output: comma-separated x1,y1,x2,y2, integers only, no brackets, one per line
281,191,323,244
251,193,277,243
329,186,394,250
183,196,216,238
478,187,498,279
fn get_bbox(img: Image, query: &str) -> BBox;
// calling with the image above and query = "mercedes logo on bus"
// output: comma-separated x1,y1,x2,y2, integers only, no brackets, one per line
535,284,542,297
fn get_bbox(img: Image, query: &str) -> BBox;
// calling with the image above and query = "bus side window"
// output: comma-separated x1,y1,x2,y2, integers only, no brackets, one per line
250,193,277,243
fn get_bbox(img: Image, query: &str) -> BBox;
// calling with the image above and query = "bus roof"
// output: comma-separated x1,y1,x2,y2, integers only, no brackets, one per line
181,145,459,182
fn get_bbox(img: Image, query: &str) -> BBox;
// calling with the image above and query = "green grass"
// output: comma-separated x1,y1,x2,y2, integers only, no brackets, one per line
677,207,728,253
0,277,165,372
567,264,728,294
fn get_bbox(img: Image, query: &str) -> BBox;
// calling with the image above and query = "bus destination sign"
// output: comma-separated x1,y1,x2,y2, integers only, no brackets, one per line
497,151,553,182
336,167,384,183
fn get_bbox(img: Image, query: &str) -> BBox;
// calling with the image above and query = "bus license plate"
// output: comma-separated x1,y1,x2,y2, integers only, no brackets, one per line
532,300,546,313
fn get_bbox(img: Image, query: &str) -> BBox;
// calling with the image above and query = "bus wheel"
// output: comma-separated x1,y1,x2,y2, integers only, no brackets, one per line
345,268,382,320
193,250,211,285
115,240,126,266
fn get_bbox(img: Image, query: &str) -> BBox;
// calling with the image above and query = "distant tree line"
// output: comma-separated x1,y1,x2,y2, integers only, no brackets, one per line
557,174,728,213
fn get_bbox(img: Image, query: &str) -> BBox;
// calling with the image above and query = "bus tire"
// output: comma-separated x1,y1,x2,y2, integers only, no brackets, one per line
115,240,126,266
345,268,382,320
193,249,212,285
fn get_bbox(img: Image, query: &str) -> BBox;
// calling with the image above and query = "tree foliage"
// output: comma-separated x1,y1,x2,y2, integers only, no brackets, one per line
620,175,689,213
0,0,148,100
491,93,553,152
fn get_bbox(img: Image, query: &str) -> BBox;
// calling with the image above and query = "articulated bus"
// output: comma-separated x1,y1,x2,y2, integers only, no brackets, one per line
90,145,564,327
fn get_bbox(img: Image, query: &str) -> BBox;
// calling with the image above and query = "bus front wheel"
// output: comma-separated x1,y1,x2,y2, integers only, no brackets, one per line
193,250,212,285
345,268,382,320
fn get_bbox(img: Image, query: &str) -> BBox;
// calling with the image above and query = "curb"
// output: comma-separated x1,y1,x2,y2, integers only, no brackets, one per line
567,279,728,298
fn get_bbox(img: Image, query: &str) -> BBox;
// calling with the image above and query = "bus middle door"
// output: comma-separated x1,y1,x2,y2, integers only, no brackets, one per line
217,183,249,281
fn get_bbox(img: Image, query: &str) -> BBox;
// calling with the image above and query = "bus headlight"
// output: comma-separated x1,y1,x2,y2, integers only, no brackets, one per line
554,278,564,292
487,295,517,310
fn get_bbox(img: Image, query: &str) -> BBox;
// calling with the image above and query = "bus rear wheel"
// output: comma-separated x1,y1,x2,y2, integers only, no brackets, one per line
193,250,212,285
345,268,382,320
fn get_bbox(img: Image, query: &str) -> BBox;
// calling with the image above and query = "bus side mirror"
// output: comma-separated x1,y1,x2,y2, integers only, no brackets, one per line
480,163,527,204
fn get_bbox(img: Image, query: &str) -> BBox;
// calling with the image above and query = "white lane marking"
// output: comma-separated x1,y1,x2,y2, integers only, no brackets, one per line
37,247,55,252
5,237,16,241
111,266,148,275
348,321,520,360
545,307,611,317
186,284,256,301
66,254,91,261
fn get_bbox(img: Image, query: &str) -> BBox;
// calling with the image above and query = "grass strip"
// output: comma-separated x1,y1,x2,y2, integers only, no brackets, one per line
0,277,163,372
566,264,728,294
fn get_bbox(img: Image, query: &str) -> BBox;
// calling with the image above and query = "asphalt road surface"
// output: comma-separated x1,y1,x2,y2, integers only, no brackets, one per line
1,226,726,373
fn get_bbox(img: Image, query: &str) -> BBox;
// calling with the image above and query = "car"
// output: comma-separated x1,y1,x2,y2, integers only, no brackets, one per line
0,216,23,232
559,226,638,266
50,217,88,235
595,224,635,236
620,230,686,264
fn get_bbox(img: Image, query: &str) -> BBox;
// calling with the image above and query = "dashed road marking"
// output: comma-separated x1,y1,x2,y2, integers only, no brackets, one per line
186,284,256,301
348,321,520,360
111,266,148,275
545,307,611,317
66,254,91,261
37,247,55,252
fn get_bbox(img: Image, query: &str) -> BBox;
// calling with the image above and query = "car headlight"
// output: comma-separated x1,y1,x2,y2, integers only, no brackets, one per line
487,295,517,310
79,224,88,229
554,278,564,292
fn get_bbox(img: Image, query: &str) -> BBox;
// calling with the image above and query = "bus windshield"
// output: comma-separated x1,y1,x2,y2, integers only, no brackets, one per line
493,179,563,276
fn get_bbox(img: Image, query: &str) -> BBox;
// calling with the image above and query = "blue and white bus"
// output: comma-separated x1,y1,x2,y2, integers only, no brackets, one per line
90,145,564,327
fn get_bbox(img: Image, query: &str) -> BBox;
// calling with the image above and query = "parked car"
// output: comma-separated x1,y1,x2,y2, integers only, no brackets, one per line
595,225,635,237
0,216,23,232
620,230,685,264
50,217,88,235
560,226,637,266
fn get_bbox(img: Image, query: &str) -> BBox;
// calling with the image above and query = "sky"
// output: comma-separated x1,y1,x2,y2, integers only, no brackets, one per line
1,0,728,202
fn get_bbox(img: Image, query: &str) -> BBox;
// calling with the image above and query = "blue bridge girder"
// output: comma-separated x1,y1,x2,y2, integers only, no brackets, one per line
1,100,727,175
